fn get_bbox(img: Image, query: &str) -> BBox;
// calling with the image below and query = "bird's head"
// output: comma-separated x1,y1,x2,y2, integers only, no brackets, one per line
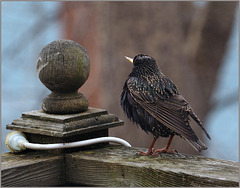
125,54,156,67
125,54,161,77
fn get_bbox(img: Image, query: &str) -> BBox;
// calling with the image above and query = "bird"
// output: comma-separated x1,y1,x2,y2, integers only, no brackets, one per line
121,54,211,156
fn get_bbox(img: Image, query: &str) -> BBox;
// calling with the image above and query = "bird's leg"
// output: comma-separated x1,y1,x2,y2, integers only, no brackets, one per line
153,135,176,154
137,137,159,156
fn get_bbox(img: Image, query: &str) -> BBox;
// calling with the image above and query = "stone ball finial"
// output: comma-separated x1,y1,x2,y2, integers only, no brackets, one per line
37,40,90,114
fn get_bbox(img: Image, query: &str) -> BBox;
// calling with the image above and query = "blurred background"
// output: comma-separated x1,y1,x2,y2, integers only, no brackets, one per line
1,1,239,161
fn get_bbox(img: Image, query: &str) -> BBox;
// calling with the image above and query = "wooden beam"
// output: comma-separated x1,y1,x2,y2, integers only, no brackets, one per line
66,146,239,187
1,151,65,187
2,146,238,186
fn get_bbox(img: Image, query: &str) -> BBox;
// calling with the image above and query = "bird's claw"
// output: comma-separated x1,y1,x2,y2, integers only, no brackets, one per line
173,149,178,154
137,148,178,157
152,147,177,154
136,150,159,157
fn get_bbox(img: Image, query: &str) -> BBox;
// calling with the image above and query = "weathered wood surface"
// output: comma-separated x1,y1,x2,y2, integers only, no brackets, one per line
1,151,65,187
7,108,123,138
2,145,239,187
66,146,239,187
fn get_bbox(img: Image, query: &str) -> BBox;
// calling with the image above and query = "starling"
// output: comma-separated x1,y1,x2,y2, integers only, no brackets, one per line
121,54,211,156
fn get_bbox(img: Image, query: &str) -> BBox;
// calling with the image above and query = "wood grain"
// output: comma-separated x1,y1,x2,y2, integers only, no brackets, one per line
66,145,239,187
1,151,65,186
7,107,123,138
2,146,238,186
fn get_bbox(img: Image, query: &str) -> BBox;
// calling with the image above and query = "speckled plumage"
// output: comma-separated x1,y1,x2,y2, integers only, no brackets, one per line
121,54,211,153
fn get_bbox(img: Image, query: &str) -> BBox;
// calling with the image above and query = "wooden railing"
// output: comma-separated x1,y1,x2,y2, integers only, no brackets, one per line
2,145,239,187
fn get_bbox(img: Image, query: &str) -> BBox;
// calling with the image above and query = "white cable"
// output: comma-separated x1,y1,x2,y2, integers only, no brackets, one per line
22,137,131,150
5,131,131,153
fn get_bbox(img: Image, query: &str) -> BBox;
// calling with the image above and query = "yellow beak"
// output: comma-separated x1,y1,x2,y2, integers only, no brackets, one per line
125,56,133,63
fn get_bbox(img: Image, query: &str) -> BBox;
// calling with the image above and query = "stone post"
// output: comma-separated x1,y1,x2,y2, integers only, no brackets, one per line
6,40,123,153
37,40,89,114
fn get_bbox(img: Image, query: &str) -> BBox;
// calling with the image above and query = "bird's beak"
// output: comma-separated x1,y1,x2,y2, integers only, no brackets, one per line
125,56,133,63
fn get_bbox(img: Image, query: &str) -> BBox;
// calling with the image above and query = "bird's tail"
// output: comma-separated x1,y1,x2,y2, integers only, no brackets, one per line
185,138,208,152
188,108,211,140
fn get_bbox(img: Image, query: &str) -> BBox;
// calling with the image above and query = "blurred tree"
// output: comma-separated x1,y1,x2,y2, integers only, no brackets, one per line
60,1,237,155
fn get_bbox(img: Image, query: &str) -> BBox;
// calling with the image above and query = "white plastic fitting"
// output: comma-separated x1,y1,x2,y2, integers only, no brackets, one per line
5,131,131,153
5,131,29,153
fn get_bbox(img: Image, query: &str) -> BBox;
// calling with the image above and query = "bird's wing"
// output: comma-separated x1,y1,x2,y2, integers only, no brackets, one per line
127,77,199,141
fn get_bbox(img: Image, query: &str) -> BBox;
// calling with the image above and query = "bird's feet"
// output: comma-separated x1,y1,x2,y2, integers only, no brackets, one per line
137,150,160,157
136,148,178,156
137,151,159,156
152,147,178,154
